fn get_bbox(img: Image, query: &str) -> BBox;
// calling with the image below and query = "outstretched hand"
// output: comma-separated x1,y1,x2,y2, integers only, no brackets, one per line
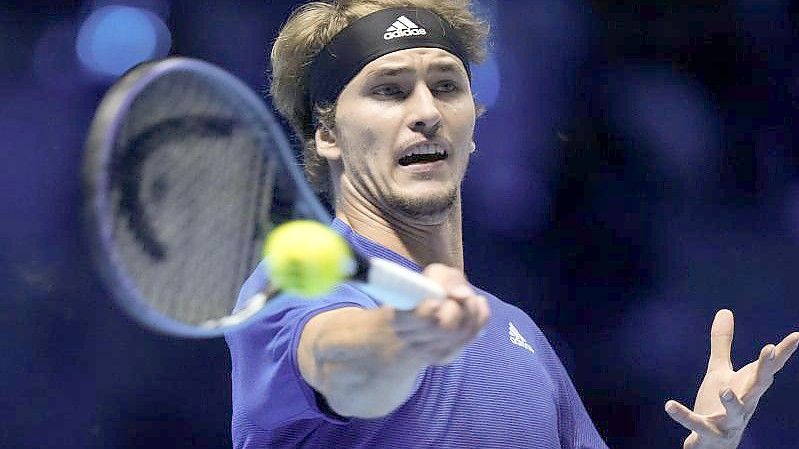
394,263,490,366
665,309,799,449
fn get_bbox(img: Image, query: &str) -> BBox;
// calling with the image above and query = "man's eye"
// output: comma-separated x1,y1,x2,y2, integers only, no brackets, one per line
373,85,404,96
434,81,458,93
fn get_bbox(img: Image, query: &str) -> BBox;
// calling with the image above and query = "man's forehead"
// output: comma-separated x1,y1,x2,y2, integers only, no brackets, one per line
358,48,467,78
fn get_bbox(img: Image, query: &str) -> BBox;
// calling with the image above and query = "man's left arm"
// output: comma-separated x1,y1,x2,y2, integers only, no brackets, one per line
665,309,799,449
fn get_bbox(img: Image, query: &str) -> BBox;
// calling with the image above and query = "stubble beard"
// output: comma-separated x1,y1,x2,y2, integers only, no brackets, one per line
384,180,460,222
339,139,464,222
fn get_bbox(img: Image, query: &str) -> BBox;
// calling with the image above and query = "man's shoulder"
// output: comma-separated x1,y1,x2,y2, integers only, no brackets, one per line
474,287,537,321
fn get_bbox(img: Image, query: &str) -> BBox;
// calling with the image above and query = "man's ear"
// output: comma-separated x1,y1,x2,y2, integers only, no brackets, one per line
314,126,341,161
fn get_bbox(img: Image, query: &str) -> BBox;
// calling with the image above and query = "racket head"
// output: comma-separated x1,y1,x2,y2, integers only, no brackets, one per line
83,57,330,338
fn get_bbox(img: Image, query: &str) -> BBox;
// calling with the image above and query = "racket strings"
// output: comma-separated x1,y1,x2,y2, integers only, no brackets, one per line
235,145,277,290
111,115,238,260
109,70,276,324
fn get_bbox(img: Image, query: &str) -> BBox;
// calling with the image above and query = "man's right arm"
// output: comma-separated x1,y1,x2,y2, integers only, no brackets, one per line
297,264,490,419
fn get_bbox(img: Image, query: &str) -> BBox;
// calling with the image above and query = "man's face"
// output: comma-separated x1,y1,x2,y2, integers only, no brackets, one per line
319,47,476,222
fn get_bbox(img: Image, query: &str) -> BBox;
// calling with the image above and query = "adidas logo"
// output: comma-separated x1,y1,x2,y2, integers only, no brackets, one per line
508,322,534,353
384,15,427,40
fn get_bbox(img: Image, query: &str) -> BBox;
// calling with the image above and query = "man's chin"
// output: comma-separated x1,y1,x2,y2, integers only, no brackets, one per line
386,188,459,222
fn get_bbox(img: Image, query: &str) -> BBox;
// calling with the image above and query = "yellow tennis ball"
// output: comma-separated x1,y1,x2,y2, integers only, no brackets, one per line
263,220,354,297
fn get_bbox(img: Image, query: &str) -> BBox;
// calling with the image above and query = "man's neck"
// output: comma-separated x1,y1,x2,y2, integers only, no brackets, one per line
335,196,464,271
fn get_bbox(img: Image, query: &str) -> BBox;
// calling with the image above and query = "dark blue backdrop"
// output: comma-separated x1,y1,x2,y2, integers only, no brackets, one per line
1,1,797,448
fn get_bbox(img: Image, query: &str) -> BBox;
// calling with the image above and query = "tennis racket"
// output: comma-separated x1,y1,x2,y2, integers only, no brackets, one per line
83,57,444,338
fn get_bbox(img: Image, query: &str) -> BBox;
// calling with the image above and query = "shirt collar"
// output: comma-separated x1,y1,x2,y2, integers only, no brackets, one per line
330,218,422,273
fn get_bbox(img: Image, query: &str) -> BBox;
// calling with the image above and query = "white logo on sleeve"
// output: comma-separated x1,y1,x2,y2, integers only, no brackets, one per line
384,15,427,40
508,322,535,353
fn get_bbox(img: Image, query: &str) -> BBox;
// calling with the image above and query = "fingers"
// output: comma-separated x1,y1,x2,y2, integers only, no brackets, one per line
665,400,717,436
435,293,490,337
460,291,490,334
436,296,467,331
665,392,749,442
752,343,777,390
667,318,797,448
434,267,474,332
420,263,490,332
719,388,746,427
708,309,734,371
751,332,799,389
422,263,469,296
396,263,490,347
773,332,799,371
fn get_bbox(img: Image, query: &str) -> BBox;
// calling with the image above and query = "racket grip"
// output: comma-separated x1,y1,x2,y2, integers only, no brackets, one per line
354,257,446,310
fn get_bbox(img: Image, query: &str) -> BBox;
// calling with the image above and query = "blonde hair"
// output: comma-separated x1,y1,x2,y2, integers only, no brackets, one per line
269,0,489,195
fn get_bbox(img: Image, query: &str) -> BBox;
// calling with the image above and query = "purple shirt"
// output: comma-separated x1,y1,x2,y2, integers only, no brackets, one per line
225,220,608,448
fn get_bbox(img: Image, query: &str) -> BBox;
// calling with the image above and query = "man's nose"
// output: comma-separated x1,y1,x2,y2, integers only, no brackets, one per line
407,86,442,136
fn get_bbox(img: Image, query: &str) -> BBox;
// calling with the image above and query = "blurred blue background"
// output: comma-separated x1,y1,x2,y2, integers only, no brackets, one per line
1,0,798,447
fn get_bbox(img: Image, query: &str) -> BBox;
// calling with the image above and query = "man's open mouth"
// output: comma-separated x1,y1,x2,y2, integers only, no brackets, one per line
398,144,448,166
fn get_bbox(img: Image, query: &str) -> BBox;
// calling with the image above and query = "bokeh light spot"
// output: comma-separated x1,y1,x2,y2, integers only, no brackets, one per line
76,6,171,77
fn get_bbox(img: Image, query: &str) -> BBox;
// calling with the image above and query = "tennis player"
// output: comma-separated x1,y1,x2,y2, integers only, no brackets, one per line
225,1,799,447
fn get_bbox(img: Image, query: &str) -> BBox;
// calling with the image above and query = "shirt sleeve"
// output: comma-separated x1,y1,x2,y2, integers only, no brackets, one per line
225,261,379,431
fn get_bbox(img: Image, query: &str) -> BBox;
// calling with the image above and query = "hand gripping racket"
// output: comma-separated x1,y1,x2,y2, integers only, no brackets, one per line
83,57,444,338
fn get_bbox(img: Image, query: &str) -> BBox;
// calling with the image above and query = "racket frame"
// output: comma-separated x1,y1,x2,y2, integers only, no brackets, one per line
83,57,329,338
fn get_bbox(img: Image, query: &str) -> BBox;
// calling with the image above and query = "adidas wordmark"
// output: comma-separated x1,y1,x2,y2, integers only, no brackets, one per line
384,15,427,40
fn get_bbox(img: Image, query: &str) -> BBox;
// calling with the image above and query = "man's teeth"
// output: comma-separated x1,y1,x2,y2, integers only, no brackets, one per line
403,144,444,157
398,144,448,166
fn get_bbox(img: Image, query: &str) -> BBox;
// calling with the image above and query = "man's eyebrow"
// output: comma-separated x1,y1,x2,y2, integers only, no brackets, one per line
365,66,413,78
364,61,465,78
428,61,462,74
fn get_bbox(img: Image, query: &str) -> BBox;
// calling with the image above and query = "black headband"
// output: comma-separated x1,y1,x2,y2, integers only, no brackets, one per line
308,7,471,109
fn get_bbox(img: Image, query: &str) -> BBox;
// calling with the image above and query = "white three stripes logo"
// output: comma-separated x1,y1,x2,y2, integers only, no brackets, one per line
509,322,535,353
386,15,419,32
384,15,428,40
